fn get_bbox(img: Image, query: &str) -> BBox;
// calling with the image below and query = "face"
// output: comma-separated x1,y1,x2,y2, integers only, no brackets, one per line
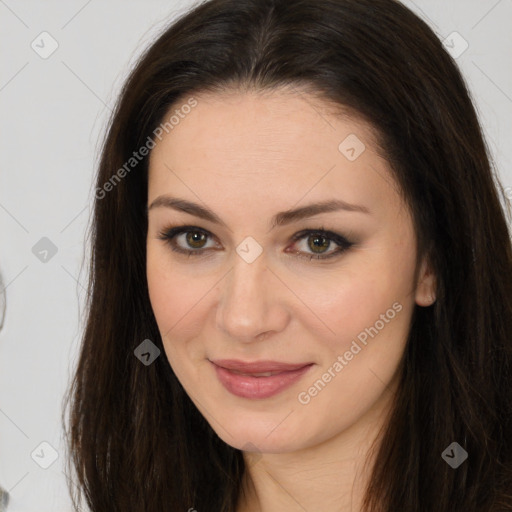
146,88,435,454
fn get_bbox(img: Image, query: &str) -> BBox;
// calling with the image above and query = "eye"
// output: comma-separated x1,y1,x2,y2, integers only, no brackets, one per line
157,225,353,260
157,225,218,256
286,228,353,260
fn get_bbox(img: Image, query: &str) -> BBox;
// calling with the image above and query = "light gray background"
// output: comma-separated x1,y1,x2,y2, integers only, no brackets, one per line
0,1,511,511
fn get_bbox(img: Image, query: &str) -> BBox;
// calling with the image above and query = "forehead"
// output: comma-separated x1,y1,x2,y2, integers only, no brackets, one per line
147,88,399,218
151,87,379,161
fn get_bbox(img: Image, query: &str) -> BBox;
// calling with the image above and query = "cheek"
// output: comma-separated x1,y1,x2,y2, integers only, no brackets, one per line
304,246,416,401
146,251,213,382
146,247,207,342
294,275,412,435
309,291,409,379
305,256,414,355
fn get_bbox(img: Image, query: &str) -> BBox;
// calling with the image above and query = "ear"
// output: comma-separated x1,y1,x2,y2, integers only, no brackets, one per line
415,255,437,307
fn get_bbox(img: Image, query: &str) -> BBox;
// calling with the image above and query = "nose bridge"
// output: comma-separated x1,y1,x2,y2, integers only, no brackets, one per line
216,249,287,341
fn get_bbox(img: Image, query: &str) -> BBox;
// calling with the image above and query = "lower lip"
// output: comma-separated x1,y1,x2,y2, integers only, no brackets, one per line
212,362,314,399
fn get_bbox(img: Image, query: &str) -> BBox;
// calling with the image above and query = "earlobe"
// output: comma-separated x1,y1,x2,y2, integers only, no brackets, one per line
415,256,437,307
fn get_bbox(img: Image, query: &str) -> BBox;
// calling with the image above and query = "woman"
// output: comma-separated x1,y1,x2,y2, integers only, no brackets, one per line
63,0,512,510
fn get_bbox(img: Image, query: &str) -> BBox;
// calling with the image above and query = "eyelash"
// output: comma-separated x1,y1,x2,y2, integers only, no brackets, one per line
156,225,353,261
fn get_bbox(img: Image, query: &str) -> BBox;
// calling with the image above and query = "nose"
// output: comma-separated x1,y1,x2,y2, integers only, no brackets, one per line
215,251,290,343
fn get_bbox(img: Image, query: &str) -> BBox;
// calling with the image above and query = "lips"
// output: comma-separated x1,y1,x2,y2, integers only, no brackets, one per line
209,359,314,399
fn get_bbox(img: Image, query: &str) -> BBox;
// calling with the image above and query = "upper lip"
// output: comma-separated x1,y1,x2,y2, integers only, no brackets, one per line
210,359,313,373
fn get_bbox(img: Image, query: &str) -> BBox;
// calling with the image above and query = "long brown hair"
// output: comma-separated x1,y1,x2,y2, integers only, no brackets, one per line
62,0,512,510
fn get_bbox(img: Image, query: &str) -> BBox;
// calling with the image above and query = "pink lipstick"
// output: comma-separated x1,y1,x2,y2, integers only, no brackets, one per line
210,359,314,399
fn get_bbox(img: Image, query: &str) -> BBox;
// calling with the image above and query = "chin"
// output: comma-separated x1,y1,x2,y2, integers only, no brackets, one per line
203,409,314,454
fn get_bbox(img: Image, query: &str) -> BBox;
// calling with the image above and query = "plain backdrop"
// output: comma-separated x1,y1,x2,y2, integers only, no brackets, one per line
0,0,511,510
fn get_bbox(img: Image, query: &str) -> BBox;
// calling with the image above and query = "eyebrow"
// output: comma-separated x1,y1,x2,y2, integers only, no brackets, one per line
147,195,371,230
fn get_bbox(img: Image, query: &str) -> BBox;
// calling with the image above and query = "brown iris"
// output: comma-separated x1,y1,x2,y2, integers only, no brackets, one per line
308,234,330,254
186,231,208,249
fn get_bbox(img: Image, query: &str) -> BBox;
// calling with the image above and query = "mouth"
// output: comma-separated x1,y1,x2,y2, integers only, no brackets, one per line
228,369,284,377
209,359,314,399
210,359,313,373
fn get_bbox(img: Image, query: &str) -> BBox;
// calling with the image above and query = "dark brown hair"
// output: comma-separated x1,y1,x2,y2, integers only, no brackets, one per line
63,0,512,510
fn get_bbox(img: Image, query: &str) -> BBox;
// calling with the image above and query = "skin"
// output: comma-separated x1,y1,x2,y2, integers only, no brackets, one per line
146,87,436,511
